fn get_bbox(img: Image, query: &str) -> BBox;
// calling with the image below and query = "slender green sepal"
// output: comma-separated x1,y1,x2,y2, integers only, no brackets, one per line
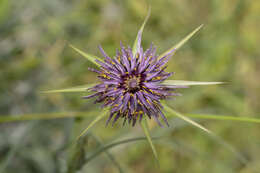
77,109,109,140
141,118,159,163
162,80,224,86
41,83,96,93
158,24,203,59
132,6,151,58
69,44,102,66
163,104,212,134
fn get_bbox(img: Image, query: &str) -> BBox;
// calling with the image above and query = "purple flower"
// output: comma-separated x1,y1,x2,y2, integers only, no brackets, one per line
83,40,185,127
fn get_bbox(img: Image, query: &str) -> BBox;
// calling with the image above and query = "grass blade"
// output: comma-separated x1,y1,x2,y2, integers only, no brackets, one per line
162,80,224,86
132,6,151,57
141,118,159,163
69,44,102,66
41,83,96,93
77,109,109,140
158,24,203,59
0,111,95,123
163,104,212,134
67,135,88,173
85,136,159,164
91,134,125,173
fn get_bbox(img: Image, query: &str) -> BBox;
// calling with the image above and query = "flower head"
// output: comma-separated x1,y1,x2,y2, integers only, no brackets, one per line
81,7,193,127
84,40,185,126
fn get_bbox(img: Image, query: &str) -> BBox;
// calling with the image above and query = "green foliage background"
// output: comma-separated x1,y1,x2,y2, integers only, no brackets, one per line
0,0,260,172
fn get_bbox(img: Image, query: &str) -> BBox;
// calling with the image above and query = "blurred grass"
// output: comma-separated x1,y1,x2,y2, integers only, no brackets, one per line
0,0,260,172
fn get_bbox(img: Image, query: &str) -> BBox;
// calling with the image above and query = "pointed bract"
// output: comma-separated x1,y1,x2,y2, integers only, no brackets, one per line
69,44,103,66
163,104,212,134
132,6,151,58
162,80,224,86
158,24,204,59
141,118,159,162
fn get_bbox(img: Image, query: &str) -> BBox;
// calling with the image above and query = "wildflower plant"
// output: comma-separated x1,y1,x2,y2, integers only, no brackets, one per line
43,8,225,159
40,8,260,163
0,1,260,172
38,8,222,155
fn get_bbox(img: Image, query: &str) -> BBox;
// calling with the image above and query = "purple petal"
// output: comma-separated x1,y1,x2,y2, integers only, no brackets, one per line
106,112,114,126
98,45,112,61
82,93,99,99
112,112,121,126
157,108,169,127
88,67,101,74
121,93,130,112
139,113,143,123
153,114,163,127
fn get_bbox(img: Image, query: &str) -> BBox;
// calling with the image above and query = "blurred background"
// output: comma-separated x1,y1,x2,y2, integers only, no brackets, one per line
0,0,260,172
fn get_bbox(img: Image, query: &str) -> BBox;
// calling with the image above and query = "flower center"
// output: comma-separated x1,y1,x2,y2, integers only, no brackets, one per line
125,76,140,92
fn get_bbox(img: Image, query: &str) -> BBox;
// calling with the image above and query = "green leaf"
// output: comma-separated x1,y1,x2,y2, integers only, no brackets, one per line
163,104,212,134
69,44,102,66
77,109,109,140
186,113,260,123
132,6,151,57
141,118,159,163
162,80,224,86
158,24,203,59
85,136,160,163
41,83,96,93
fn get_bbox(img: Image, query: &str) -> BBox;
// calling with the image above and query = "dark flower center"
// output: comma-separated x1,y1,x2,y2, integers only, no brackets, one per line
128,78,138,88
125,76,140,92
